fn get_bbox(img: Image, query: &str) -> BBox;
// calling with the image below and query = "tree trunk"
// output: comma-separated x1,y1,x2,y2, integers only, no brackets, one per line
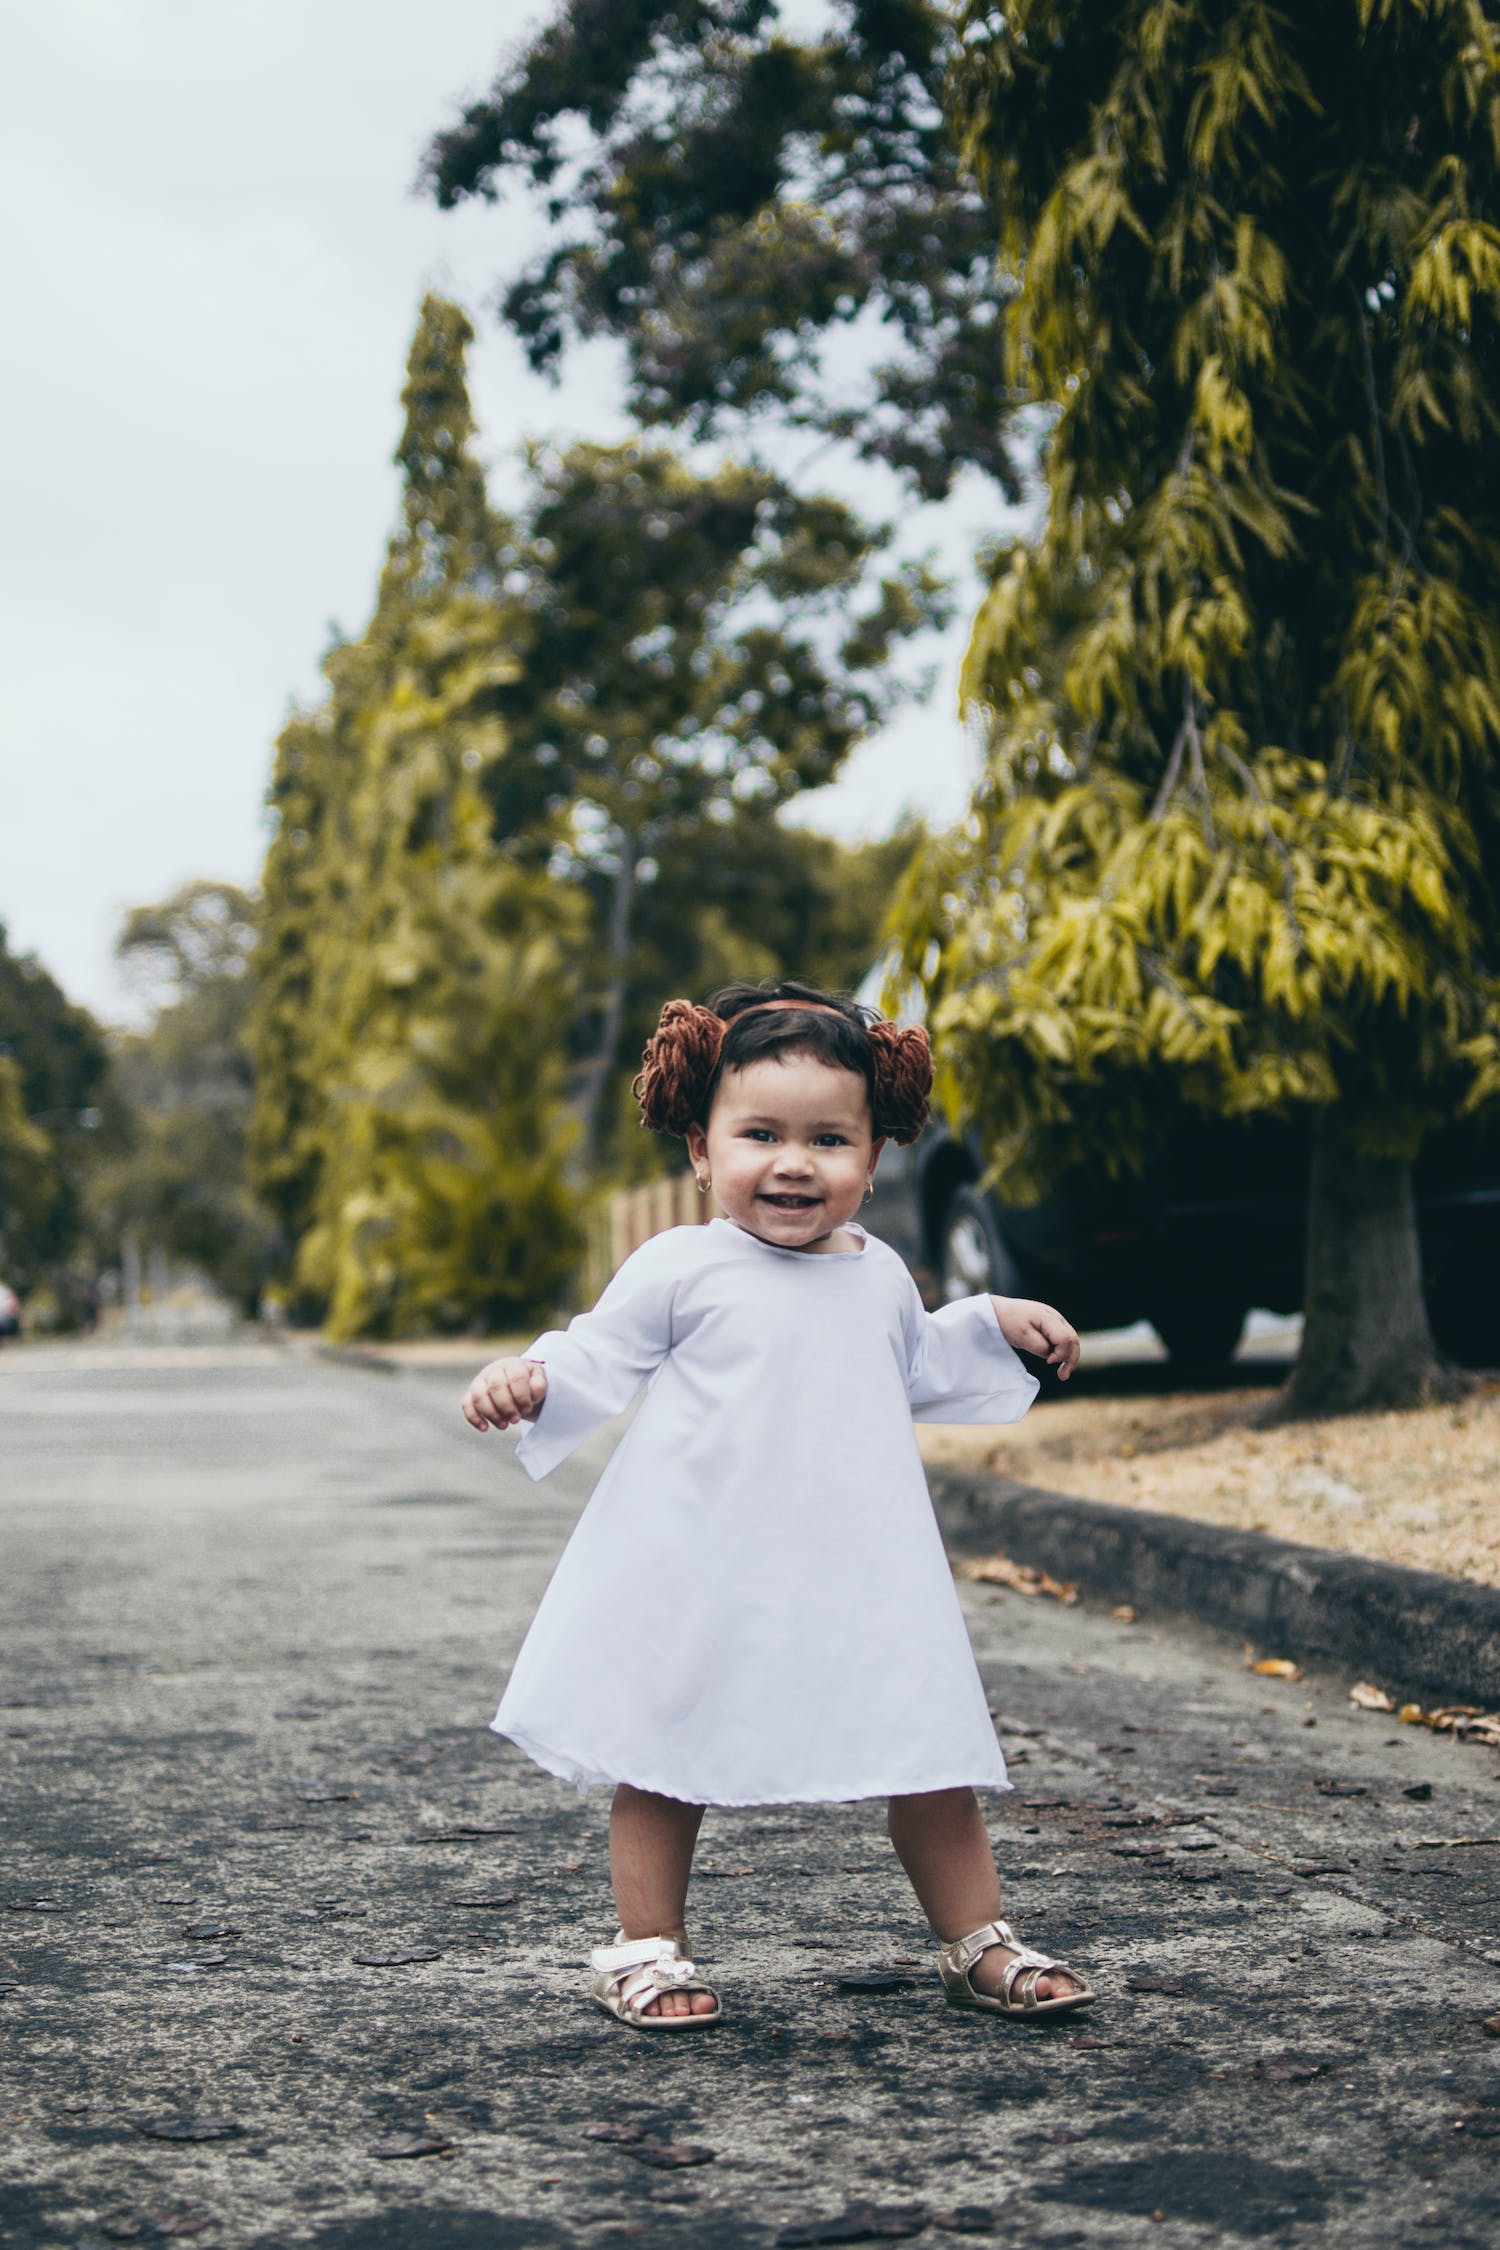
1277,1109,1450,1417
575,834,637,1166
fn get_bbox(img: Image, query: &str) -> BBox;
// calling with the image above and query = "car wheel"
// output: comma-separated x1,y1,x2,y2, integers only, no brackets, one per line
1150,1299,1248,1381
939,1186,1022,1302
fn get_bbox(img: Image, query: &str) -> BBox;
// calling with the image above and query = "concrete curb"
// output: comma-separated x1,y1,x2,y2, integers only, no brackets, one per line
927,1464,1500,1707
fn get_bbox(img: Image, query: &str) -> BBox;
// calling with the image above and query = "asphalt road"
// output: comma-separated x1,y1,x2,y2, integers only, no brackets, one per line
3,1337,1500,2250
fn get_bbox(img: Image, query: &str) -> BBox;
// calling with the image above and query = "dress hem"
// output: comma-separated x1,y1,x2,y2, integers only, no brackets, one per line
493,1719,1013,1806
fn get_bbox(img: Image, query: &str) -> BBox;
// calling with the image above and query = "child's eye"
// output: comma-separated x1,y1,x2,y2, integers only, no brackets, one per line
814,1134,848,1146
742,1127,777,1142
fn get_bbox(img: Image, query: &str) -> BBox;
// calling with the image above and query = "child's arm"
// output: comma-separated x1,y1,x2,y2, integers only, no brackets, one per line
989,1297,1081,1382
462,1356,548,1433
459,1230,681,1479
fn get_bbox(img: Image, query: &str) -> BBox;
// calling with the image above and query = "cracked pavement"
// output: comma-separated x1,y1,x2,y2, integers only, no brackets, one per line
3,1337,1500,2248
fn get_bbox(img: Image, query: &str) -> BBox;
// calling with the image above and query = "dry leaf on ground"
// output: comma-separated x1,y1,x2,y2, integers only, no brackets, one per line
954,1553,1078,1603
1243,1649,1301,1679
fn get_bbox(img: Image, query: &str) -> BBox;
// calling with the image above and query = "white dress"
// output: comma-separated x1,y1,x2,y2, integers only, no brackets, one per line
493,1218,1038,1806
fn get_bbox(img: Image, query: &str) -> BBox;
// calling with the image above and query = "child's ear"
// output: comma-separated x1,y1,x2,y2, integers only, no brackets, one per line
869,1136,887,1175
685,1122,709,1168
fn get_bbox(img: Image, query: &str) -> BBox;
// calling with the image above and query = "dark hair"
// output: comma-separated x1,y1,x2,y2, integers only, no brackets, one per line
634,979,932,1144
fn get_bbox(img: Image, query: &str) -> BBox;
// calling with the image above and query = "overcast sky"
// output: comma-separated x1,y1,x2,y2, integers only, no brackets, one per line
0,0,1014,1026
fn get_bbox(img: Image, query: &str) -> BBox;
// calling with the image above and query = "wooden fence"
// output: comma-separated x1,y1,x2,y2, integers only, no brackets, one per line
579,1173,713,1309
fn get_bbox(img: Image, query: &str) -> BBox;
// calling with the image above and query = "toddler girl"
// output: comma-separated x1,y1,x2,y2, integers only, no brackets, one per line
461,981,1095,2030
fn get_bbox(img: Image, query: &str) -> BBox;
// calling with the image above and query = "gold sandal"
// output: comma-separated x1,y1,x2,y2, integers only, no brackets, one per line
938,1917,1095,2018
588,1933,723,2031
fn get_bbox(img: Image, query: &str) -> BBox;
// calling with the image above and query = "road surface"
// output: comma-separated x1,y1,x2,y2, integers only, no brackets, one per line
3,1337,1499,2248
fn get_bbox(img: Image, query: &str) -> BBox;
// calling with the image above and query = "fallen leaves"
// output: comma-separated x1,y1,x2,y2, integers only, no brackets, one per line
954,1552,1078,1603
366,2132,452,2160
136,2116,238,2142
409,1823,518,1843
1252,2055,1327,2083
1413,1835,1500,1850
351,1948,442,1967
778,2207,929,2245
1349,1684,1500,1746
623,2142,716,2170
1242,1647,1301,1679
580,2122,714,2168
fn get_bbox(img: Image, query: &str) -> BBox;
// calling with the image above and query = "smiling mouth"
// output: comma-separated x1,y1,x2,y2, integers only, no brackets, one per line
759,1193,821,1210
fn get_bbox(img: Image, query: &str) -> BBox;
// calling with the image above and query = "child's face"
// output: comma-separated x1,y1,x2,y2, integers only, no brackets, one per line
685,1051,882,1254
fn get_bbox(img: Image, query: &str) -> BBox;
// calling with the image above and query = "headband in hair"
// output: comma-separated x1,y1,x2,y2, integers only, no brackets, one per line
634,994,932,1144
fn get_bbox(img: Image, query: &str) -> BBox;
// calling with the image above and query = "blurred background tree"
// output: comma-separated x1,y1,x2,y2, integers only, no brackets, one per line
492,437,945,1160
248,290,933,1332
0,926,108,1323
421,0,1021,505
90,881,277,1318
251,296,583,1339
893,0,1500,1413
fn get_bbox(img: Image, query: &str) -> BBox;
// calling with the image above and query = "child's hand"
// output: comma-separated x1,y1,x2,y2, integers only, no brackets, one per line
990,1297,1081,1381
461,1357,548,1432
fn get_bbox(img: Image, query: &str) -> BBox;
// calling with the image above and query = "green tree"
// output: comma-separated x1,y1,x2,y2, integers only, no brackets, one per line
250,295,584,1338
422,0,1022,503
246,702,344,1261
92,882,277,1317
0,926,109,1306
900,0,1500,1412
290,596,586,1340
494,438,944,1158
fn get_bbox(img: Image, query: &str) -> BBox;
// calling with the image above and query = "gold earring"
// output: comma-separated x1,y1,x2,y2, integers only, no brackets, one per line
864,1180,875,1202
696,1175,710,1195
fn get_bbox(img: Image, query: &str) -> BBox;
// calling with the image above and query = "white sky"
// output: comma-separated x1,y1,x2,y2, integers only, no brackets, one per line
0,0,1016,1026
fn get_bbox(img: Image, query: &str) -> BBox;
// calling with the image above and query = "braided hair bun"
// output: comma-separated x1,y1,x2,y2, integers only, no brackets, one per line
866,1019,933,1145
634,999,726,1137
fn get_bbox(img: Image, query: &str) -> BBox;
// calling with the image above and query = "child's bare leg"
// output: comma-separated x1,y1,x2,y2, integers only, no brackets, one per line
609,1783,716,2017
887,1786,1080,2000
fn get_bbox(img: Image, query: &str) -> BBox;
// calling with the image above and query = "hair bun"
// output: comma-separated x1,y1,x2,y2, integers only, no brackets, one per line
634,999,725,1137
868,1020,932,1145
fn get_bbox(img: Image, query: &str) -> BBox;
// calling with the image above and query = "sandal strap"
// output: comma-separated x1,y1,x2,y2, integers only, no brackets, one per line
630,1960,707,2002
945,1918,1019,1976
591,1934,691,1975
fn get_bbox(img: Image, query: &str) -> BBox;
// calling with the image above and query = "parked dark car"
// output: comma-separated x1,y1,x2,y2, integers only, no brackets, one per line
863,1108,1498,1377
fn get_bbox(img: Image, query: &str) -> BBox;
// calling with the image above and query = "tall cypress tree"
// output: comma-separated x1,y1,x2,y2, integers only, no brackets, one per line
250,296,583,1336
900,0,1500,1411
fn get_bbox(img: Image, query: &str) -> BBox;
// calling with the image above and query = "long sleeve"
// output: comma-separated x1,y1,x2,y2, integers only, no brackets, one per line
513,1233,680,1481
906,1292,1039,1424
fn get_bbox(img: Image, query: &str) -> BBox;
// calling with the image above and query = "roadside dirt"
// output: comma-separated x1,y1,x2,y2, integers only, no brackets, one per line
918,1379,1500,1588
